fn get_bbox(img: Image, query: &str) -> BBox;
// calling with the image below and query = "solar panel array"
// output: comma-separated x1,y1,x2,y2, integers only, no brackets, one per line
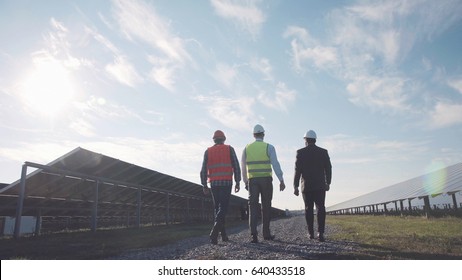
0,147,286,237
326,162,462,214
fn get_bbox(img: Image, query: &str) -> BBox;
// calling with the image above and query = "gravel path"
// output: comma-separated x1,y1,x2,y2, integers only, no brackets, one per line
111,215,361,260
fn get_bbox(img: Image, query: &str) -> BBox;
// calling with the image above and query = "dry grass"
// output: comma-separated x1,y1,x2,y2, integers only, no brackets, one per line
327,215,462,259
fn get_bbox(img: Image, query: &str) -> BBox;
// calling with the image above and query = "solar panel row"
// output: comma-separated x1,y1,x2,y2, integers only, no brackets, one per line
0,147,286,238
326,163,462,215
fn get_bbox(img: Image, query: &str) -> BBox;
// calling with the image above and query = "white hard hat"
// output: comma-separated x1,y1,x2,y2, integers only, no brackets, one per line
253,124,265,134
304,130,317,139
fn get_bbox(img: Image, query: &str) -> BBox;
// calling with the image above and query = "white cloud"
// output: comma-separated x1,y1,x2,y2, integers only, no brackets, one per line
297,45,338,70
336,0,462,65
250,57,273,81
112,0,191,63
284,26,338,72
148,66,176,92
111,0,195,92
75,95,161,126
324,134,429,164
105,55,143,87
428,101,462,128
0,142,78,167
411,0,462,40
421,57,433,71
323,134,363,154
86,26,121,55
50,18,68,32
380,30,400,65
146,55,180,92
330,9,402,67
283,26,315,45
294,0,461,121
211,63,238,88
210,0,265,38
152,67,175,91
346,75,411,112
257,82,296,111
69,119,96,137
448,77,462,94
42,18,86,71
194,95,255,131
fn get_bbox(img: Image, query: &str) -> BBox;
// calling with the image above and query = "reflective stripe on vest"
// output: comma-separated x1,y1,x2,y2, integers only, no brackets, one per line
207,144,233,181
245,141,272,178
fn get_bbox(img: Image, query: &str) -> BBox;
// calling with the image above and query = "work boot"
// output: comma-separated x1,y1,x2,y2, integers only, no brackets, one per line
250,234,258,243
221,228,229,242
318,232,325,242
308,229,315,240
308,233,314,240
264,234,275,240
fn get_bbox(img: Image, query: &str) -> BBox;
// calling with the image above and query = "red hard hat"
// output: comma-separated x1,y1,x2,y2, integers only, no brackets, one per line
213,130,226,140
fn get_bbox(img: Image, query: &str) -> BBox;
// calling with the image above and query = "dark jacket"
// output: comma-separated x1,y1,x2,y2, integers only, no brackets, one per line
294,144,332,192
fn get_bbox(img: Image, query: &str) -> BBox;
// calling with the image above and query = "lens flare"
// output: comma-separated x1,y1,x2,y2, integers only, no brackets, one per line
422,162,447,197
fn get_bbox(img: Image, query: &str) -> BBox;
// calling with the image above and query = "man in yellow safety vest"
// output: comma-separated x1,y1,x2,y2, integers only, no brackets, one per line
241,124,285,243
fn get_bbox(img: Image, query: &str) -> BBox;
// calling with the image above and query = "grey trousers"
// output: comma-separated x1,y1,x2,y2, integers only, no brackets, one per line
248,177,273,237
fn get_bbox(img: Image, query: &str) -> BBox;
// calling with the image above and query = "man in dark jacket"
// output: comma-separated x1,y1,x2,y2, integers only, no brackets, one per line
293,130,332,242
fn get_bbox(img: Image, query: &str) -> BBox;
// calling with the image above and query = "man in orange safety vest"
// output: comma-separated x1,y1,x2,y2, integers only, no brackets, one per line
200,130,241,245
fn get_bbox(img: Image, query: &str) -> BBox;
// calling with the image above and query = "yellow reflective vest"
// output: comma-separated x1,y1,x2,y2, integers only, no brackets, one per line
245,141,272,178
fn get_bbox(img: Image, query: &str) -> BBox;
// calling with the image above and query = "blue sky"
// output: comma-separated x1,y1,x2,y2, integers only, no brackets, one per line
1,0,462,210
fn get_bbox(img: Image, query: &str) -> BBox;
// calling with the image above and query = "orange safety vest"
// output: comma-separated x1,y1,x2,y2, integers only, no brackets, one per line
207,144,233,182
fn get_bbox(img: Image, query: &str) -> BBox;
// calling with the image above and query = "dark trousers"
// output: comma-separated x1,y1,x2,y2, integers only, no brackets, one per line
210,185,232,236
248,177,273,237
302,190,326,234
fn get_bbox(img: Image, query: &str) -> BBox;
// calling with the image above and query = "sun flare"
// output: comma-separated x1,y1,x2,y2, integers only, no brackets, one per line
20,57,75,116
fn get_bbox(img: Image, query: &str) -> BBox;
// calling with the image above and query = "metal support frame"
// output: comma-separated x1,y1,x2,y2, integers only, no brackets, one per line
166,193,170,225
35,209,42,236
8,161,216,238
422,196,431,218
91,180,99,232
201,200,206,220
186,198,190,223
451,192,458,210
14,165,28,239
136,187,141,228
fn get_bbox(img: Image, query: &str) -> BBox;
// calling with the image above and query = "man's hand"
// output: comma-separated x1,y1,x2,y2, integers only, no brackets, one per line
234,183,240,193
202,186,210,195
280,181,286,191
294,187,299,196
